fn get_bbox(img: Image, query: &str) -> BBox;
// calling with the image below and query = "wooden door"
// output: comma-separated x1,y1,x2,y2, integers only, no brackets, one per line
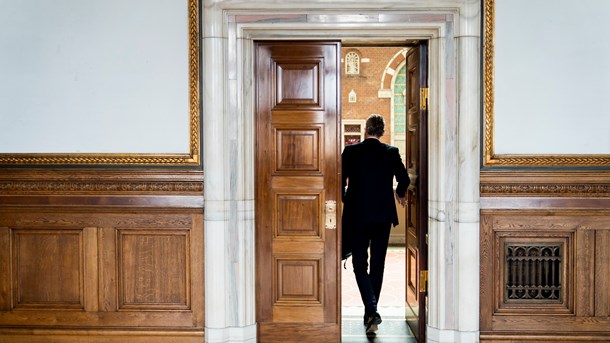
405,42,429,343
255,41,341,343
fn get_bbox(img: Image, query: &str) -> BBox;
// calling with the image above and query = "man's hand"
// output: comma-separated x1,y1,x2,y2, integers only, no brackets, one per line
396,193,407,208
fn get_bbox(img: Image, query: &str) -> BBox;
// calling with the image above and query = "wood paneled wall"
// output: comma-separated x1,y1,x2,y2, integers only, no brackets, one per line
480,171,610,342
0,169,204,343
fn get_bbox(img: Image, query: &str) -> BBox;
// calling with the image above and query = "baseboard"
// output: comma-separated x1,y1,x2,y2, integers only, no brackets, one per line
0,328,204,343
427,326,479,343
480,332,610,342
205,324,257,343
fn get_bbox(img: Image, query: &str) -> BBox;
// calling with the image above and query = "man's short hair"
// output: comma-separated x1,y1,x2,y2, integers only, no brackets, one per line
365,114,385,137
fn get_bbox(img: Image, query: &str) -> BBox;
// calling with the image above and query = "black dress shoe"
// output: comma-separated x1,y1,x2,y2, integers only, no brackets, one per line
365,312,382,334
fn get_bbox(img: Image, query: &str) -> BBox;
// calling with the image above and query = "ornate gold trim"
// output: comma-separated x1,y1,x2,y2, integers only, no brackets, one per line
0,170,204,194
0,153,199,166
0,0,200,166
481,184,610,197
483,0,610,167
480,170,610,196
483,0,495,166
0,180,203,195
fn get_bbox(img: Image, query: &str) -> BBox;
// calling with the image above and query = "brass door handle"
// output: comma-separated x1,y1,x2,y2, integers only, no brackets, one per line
325,200,337,230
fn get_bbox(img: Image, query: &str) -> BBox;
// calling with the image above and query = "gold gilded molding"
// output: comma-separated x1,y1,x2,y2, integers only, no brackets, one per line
0,180,204,195
483,0,495,166
0,170,204,194
481,184,610,197
483,0,610,167
480,170,610,196
0,0,200,166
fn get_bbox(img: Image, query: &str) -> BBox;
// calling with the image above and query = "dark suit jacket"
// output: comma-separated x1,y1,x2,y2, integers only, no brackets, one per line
341,138,409,227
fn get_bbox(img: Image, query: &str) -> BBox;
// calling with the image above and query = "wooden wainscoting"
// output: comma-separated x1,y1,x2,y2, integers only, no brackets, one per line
0,169,204,343
480,171,610,342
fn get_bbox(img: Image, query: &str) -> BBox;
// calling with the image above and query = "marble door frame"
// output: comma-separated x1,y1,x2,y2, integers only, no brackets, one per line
202,1,481,342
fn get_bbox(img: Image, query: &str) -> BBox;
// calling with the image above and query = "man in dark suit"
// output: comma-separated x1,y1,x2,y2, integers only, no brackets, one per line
342,114,410,335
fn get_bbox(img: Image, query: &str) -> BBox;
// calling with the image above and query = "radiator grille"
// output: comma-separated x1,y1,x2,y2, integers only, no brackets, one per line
505,244,562,302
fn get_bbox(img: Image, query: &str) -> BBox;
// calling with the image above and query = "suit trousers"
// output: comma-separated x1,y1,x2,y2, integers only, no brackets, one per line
351,221,392,316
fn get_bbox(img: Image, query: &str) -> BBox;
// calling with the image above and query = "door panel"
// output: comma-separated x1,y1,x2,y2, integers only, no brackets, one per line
405,42,429,343
255,41,341,343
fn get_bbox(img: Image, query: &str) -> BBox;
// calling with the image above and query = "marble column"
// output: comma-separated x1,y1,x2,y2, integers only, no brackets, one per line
427,1,481,342
455,0,481,340
428,0,480,342
203,2,257,342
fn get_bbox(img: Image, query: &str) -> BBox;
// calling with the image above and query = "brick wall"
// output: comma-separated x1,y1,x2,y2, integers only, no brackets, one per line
341,47,404,146
341,46,407,245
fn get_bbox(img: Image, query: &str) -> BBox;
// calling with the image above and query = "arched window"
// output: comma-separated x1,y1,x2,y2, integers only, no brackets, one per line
348,89,357,103
391,63,407,156
345,51,360,75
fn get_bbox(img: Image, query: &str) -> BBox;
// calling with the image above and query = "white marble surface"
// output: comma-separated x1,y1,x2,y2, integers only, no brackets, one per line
202,1,481,342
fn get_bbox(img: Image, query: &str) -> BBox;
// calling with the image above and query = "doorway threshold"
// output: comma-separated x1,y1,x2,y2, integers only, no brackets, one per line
342,314,415,343
342,247,414,342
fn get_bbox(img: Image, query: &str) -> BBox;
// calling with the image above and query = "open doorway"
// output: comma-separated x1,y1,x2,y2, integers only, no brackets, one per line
340,43,428,343
209,4,479,342
253,40,428,343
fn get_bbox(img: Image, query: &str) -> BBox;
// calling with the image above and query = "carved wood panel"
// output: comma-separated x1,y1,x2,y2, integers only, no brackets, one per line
494,233,572,314
273,59,322,109
13,229,84,309
595,230,610,317
480,171,610,341
255,41,340,342
275,128,320,172
0,210,204,341
275,257,321,304
481,212,610,337
0,227,10,312
117,229,190,310
407,247,418,300
276,194,320,237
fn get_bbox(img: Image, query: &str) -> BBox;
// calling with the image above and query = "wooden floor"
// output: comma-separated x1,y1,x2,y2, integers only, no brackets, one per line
342,247,416,342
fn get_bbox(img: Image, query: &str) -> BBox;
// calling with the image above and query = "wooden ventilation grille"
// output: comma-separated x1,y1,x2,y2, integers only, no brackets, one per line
505,244,562,302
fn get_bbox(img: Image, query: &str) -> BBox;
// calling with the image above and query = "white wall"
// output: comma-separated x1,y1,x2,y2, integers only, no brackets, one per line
494,0,610,155
0,0,190,153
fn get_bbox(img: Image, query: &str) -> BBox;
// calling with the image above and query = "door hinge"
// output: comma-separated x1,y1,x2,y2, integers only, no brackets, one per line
420,88,429,110
419,270,428,293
